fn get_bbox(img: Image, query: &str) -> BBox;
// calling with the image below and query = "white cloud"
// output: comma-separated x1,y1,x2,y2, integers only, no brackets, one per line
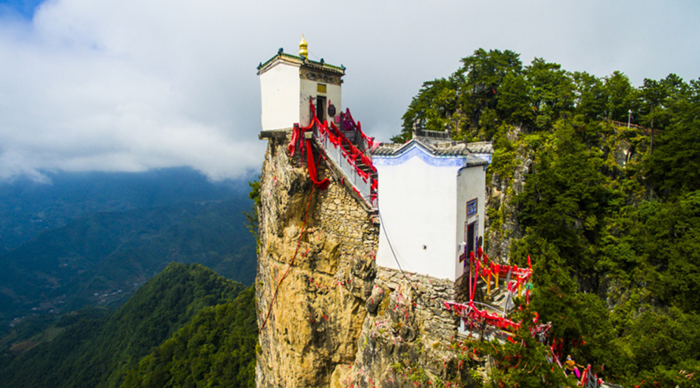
0,0,698,181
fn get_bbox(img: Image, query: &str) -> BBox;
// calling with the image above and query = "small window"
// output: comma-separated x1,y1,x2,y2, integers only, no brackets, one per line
317,83,327,93
467,198,478,217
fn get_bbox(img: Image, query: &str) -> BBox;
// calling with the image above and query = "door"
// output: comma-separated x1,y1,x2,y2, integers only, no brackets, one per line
316,96,327,123
466,221,475,257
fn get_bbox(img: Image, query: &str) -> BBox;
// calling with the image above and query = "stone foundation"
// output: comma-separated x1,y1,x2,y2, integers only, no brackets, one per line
332,267,464,388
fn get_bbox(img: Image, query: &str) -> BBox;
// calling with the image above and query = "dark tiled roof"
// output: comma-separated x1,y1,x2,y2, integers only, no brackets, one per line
466,141,493,154
372,138,490,167
372,143,403,156
257,52,345,75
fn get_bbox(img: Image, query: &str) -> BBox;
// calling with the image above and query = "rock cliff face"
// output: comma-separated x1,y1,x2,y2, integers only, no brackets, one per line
330,268,476,388
256,132,479,388
255,131,379,387
484,126,529,263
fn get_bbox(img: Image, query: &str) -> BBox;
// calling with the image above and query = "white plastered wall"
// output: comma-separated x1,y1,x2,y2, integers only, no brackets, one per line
259,62,301,131
455,165,486,280
376,154,461,281
299,78,342,127
326,83,342,123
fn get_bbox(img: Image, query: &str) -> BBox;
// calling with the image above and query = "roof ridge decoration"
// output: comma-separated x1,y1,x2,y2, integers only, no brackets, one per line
299,34,308,58
257,48,345,76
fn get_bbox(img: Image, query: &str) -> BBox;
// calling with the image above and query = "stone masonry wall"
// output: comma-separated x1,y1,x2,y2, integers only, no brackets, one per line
331,268,470,388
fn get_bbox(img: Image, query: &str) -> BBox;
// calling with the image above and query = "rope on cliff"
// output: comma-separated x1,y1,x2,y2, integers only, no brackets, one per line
258,185,315,334
376,208,436,380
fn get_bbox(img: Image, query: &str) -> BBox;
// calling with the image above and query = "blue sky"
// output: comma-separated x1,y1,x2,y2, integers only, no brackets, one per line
0,0,698,181
0,0,43,19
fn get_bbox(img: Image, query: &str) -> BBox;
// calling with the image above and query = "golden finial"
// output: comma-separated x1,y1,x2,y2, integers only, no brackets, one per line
299,34,308,58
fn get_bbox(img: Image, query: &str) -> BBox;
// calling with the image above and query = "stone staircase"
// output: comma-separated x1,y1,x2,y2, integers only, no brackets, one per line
306,107,378,210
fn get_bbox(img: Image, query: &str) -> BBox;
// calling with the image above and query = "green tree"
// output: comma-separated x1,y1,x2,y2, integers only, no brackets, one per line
646,77,700,196
515,123,614,278
525,58,574,129
0,263,245,388
571,71,607,122
121,287,257,388
244,177,261,238
496,73,533,127
396,77,460,142
603,71,634,122
458,49,523,134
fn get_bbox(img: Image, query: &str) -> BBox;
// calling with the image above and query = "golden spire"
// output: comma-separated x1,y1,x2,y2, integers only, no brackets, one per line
299,34,308,58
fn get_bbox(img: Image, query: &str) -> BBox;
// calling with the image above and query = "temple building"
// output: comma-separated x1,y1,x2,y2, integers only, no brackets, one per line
373,135,489,281
257,37,491,283
257,35,346,131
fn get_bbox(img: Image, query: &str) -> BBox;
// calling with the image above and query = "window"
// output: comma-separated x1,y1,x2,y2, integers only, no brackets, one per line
467,198,478,217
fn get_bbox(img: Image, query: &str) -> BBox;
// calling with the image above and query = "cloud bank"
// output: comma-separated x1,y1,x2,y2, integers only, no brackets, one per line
0,0,698,181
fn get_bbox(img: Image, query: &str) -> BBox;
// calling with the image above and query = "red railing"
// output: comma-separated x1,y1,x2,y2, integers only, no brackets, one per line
290,101,378,208
447,249,542,338
444,301,522,332
340,108,375,152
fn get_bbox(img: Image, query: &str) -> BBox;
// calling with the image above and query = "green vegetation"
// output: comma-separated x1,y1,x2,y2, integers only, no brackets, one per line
121,287,257,388
399,49,700,387
0,170,258,387
0,197,256,326
244,177,261,246
0,263,247,388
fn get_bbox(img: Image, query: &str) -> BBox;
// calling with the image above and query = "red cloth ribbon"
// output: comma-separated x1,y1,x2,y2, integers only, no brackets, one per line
289,125,300,156
305,138,330,190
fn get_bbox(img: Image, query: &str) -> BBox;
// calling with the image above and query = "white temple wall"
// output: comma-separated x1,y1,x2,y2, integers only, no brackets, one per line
260,63,301,131
455,165,487,279
326,83,342,123
299,78,342,127
376,154,461,281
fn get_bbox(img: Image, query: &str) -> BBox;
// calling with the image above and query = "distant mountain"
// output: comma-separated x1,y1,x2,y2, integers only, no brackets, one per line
0,262,248,388
0,167,253,254
0,196,256,324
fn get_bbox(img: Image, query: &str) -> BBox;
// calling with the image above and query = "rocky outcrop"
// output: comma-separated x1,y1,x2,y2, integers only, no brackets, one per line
256,132,480,387
331,268,476,388
255,131,379,387
484,126,529,264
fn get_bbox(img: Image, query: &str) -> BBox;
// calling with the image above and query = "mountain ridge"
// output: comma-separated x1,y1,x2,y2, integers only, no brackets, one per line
0,262,248,388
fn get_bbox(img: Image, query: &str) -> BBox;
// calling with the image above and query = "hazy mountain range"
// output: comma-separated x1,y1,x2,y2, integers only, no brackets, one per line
0,167,258,353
